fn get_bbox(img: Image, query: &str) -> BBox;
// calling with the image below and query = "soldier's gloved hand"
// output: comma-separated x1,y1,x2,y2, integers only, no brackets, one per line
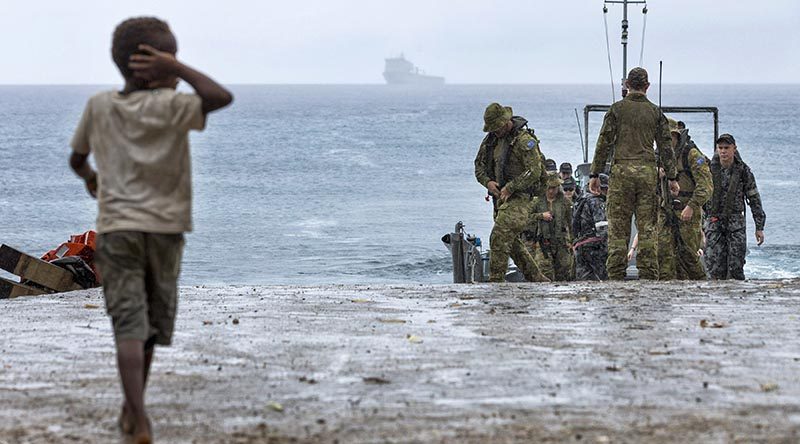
680,205,693,222
669,180,680,197
487,181,501,197
755,230,765,246
588,177,600,195
499,186,512,202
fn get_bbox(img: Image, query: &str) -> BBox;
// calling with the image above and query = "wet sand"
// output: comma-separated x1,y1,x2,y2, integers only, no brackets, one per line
2,280,799,443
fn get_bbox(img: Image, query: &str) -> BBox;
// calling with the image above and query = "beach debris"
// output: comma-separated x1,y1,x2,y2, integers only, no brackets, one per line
605,365,621,372
363,376,391,385
447,302,464,308
350,298,371,303
377,318,407,324
232,318,240,325
648,349,671,356
203,320,213,325
299,376,317,384
578,295,590,302
267,401,284,412
700,319,726,328
83,303,100,309
406,334,423,344
760,382,779,392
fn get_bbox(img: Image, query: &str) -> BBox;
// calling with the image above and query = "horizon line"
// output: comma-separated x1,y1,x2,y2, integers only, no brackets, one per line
1,82,799,87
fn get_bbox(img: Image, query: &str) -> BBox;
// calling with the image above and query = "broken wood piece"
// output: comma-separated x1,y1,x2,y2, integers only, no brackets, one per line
0,245,82,293
0,277,47,299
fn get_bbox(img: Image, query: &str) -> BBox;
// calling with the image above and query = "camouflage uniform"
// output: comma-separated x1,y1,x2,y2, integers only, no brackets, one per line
526,175,573,281
572,174,609,280
475,103,548,282
657,125,713,280
704,147,766,280
590,70,677,280
561,176,578,279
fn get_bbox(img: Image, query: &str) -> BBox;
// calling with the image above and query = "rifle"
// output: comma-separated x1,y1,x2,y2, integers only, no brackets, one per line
537,234,553,259
656,61,701,275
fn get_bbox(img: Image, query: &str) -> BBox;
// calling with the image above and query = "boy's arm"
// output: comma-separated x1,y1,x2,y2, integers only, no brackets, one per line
69,100,97,198
69,152,97,198
129,44,233,114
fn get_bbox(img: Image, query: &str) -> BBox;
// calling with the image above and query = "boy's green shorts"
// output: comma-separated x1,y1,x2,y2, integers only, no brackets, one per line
95,231,185,346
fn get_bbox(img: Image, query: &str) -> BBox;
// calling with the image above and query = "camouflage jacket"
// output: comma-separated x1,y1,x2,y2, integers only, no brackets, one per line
704,154,766,232
590,92,677,179
529,193,572,244
674,130,713,211
572,193,607,244
474,117,545,197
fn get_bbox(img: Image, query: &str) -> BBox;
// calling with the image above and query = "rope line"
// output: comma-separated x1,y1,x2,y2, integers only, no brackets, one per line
603,7,616,101
639,5,648,67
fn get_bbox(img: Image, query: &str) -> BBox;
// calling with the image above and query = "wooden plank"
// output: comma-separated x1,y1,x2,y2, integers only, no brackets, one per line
0,245,82,292
0,277,47,299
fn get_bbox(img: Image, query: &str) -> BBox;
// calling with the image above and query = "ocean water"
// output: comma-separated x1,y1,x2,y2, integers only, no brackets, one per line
0,84,798,284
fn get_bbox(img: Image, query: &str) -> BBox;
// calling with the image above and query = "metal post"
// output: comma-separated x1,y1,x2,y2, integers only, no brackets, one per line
713,109,719,150
584,107,591,163
451,222,466,283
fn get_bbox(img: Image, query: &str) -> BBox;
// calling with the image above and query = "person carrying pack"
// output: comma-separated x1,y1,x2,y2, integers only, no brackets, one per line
474,103,549,282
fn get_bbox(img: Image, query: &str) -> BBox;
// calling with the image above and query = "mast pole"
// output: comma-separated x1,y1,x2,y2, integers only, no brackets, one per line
621,0,629,97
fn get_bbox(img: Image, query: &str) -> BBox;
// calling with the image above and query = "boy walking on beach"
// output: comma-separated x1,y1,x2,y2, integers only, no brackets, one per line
69,17,232,442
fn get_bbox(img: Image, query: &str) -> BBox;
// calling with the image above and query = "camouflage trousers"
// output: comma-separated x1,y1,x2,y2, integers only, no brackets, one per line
705,226,747,280
657,207,707,280
575,242,608,281
606,163,659,280
529,241,573,282
489,196,545,282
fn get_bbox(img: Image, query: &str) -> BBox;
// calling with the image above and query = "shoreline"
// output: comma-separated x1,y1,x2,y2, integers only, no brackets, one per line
2,280,799,442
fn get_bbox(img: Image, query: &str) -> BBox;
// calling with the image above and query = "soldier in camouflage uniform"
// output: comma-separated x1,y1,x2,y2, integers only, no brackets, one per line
657,119,713,280
562,177,577,203
527,174,573,281
588,67,679,280
561,163,583,200
572,173,609,280
474,103,549,282
704,134,766,280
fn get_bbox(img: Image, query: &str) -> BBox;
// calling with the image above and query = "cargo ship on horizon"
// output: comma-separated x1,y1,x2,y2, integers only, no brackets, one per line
383,54,444,85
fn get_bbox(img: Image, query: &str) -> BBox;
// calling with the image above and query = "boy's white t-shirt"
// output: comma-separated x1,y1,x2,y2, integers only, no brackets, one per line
71,88,205,234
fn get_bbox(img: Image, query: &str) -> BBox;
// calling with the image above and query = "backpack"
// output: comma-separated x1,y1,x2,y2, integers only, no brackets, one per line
524,127,548,196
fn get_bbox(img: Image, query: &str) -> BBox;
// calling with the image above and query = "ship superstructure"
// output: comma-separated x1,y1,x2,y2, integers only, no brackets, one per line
383,54,444,85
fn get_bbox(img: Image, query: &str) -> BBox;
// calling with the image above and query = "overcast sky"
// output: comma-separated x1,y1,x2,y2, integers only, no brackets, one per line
2,0,798,84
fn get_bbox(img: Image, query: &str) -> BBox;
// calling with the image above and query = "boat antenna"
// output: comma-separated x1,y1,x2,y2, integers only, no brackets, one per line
574,108,586,161
658,60,663,109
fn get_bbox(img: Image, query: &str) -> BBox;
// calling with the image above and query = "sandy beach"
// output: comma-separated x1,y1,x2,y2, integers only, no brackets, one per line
2,280,799,443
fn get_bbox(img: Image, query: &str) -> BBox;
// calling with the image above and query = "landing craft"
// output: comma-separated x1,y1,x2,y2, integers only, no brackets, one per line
443,0,720,283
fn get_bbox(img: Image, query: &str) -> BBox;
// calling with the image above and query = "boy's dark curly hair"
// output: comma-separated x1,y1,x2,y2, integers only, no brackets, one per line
112,17,176,79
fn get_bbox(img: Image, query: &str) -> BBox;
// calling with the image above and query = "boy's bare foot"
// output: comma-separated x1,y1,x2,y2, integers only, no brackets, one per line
118,403,134,434
132,419,152,444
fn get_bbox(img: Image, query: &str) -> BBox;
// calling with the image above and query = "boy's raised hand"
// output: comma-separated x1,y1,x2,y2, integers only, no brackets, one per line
129,43,233,114
128,44,179,81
